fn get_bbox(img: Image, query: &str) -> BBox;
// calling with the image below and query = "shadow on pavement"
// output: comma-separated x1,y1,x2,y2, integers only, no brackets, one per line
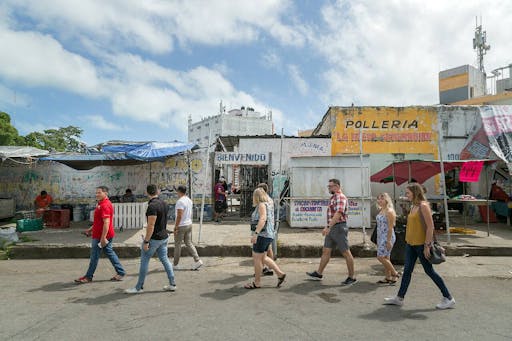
67,289,133,305
358,306,437,321
208,273,252,285
27,281,81,292
67,288,173,305
279,280,341,296
200,285,252,300
337,280,382,294
27,279,112,292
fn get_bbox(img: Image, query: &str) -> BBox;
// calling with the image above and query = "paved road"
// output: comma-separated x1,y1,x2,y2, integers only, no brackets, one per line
1,257,511,340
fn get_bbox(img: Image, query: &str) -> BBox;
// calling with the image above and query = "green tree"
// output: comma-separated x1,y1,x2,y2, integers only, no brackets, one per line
0,111,24,145
24,126,85,152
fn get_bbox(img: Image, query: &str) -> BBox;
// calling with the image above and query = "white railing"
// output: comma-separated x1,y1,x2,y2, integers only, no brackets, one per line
113,203,148,229
90,203,148,229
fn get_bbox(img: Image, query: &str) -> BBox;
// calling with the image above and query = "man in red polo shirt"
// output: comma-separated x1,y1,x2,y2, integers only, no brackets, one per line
34,190,53,209
34,190,52,217
75,186,125,284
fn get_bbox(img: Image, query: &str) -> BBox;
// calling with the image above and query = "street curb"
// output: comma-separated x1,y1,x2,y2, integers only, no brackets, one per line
7,243,512,259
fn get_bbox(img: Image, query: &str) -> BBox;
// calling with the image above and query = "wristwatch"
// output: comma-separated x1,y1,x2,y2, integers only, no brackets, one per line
254,231,259,235
143,240,150,244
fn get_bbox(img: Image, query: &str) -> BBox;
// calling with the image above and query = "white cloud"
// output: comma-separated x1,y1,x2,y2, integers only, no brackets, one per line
3,0,173,54
0,27,102,97
91,53,281,134
288,64,309,95
0,0,304,137
84,115,123,131
3,0,305,54
313,0,512,106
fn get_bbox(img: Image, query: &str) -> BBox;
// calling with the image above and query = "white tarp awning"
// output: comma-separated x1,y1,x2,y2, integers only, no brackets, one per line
0,146,49,160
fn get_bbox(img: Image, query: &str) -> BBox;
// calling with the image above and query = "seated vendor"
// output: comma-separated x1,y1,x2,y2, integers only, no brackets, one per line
490,182,511,223
121,188,136,202
34,190,53,216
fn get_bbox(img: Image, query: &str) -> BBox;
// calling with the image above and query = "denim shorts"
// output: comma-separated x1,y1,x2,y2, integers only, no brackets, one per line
252,236,273,253
324,222,349,252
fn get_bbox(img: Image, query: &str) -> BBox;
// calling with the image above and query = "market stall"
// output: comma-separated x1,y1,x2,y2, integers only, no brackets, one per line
287,155,371,228
370,159,499,240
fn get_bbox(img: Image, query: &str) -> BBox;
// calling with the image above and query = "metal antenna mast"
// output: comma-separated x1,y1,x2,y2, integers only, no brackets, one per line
473,17,490,72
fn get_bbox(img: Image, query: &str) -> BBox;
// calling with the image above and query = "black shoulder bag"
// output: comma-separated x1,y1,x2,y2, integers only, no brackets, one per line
418,204,446,264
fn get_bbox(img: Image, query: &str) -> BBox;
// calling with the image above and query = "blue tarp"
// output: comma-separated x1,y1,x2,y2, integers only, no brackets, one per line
40,141,197,170
126,142,196,161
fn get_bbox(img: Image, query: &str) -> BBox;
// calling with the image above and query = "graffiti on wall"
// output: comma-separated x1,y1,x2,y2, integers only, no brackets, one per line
0,150,211,210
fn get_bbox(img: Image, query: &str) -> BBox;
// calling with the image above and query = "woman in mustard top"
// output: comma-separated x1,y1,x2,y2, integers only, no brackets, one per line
384,183,455,309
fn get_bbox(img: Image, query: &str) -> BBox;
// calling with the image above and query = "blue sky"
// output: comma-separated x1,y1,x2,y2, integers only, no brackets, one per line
1,0,511,146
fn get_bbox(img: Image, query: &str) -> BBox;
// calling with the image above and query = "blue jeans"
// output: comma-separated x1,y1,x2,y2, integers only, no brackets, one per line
135,237,175,290
397,244,452,299
85,238,125,279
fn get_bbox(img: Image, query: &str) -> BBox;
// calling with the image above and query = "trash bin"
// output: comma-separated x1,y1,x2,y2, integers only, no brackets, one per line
73,205,83,221
390,224,406,265
60,204,73,221
478,205,497,223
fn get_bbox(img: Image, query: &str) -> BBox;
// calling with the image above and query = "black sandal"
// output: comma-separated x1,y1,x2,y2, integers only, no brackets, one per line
277,274,286,288
377,278,396,284
244,282,261,289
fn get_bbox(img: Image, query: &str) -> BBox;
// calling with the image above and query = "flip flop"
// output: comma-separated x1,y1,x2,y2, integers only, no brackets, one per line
244,282,261,289
377,278,396,284
74,276,92,284
110,275,124,281
277,274,286,288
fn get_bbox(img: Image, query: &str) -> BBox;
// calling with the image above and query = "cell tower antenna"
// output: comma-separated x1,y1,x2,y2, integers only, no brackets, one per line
473,16,490,72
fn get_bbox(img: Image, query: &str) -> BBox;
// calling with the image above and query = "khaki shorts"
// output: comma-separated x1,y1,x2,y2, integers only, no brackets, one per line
324,222,349,252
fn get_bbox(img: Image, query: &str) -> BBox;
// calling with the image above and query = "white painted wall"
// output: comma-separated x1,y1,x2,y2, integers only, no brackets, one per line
238,137,331,177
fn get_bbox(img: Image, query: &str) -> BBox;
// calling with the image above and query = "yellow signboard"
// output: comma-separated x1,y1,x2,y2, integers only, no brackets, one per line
331,107,439,155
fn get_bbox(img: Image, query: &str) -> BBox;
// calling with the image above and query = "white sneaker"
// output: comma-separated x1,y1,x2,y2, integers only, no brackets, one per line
436,297,455,309
124,287,143,294
173,264,183,270
163,284,177,292
192,259,203,270
383,296,404,306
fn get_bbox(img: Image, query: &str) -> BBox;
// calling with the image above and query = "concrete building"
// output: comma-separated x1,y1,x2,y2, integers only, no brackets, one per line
439,63,512,105
439,22,512,105
311,105,512,198
439,64,487,104
188,107,274,147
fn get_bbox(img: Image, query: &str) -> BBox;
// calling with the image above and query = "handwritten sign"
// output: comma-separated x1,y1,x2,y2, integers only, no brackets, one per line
459,161,484,182
288,199,370,228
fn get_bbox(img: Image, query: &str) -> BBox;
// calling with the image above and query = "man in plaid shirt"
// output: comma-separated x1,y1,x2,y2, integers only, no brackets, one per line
306,178,357,286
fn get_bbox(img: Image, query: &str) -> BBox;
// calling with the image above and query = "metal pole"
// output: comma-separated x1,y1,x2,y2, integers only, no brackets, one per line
198,126,212,244
437,115,451,244
392,162,396,204
485,164,490,236
149,162,152,184
187,151,192,199
272,128,284,257
408,160,411,182
360,127,368,247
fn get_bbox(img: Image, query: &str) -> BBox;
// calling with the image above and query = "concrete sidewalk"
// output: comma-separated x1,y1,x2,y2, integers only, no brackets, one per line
2,217,512,259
